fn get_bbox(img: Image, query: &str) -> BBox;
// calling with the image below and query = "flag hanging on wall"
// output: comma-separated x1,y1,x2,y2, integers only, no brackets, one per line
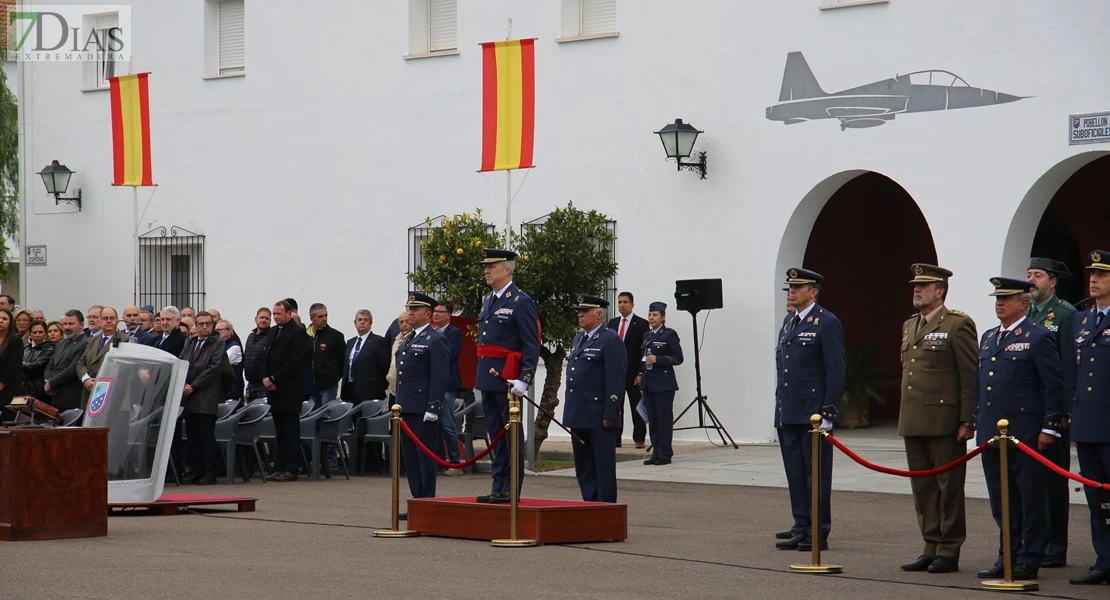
480,38,536,172
109,73,154,186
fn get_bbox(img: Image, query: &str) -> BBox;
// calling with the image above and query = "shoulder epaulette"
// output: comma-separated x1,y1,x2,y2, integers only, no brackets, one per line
948,309,968,317
1058,299,1074,309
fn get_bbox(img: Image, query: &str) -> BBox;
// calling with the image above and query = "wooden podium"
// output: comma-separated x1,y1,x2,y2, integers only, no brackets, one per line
0,427,109,541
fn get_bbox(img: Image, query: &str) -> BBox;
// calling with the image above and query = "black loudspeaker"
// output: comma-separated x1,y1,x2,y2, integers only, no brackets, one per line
674,279,723,313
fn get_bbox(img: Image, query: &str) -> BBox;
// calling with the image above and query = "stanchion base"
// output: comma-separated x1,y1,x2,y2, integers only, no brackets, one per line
491,538,538,548
372,530,420,538
789,564,843,574
980,580,1038,592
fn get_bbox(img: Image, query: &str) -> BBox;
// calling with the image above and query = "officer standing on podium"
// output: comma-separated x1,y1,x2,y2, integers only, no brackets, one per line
474,248,540,504
1067,250,1110,585
564,294,625,503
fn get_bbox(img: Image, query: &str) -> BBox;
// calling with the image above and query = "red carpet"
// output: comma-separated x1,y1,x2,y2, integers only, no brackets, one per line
430,496,608,508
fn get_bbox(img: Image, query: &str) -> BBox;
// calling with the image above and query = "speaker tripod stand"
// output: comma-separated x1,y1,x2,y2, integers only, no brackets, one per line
672,309,738,448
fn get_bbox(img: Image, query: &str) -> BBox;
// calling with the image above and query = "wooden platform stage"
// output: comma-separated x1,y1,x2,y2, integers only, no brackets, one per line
407,496,627,545
109,494,257,516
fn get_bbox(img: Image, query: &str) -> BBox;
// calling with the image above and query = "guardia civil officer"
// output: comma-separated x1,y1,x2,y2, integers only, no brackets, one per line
474,249,540,503
973,278,1064,581
774,268,845,553
395,292,449,503
1067,250,1110,585
564,294,626,503
897,264,977,574
1026,257,1077,568
637,301,683,466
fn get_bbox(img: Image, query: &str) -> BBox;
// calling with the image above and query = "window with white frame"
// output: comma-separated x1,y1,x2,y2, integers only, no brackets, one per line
819,0,889,9
81,13,123,90
559,0,617,41
407,0,457,57
204,0,245,77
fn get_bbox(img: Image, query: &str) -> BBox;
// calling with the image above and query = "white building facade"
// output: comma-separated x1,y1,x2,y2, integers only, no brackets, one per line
13,0,1110,443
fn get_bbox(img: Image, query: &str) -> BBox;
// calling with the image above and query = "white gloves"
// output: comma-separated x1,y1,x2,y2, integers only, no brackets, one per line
424,411,439,422
819,419,833,431
509,379,529,397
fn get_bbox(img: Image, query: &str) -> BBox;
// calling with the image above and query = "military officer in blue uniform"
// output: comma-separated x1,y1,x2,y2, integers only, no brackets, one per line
973,277,1065,582
395,292,449,501
1067,250,1110,585
774,268,845,552
564,294,626,503
474,248,540,503
637,301,683,466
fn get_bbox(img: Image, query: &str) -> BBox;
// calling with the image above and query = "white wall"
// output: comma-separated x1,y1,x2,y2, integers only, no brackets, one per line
17,0,1110,442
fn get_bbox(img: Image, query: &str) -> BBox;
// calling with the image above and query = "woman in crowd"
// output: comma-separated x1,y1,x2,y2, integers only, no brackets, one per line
217,319,244,402
0,309,25,421
13,309,32,343
637,301,684,466
22,320,54,400
46,321,64,344
385,310,411,401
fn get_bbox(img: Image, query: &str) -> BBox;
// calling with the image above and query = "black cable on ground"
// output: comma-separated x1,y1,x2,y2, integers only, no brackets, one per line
182,508,389,530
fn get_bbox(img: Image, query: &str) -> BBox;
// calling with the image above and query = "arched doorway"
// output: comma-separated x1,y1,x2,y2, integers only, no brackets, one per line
776,171,937,426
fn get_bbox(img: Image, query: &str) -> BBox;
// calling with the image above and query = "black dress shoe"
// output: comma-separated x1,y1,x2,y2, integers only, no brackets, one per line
1041,555,1066,568
643,457,657,465
775,532,805,550
927,557,959,573
488,491,511,504
1069,568,1110,585
654,459,672,465
197,475,217,486
977,563,1005,579
1012,564,1038,581
476,493,496,503
180,476,199,485
775,527,799,540
900,555,936,572
797,536,828,552
398,512,408,520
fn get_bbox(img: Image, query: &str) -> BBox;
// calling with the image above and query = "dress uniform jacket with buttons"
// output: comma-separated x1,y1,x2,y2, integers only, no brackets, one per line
973,322,1064,445
1029,294,1077,402
638,326,683,392
775,304,846,427
394,326,449,416
476,283,540,390
564,326,626,428
898,306,978,436
1069,306,1110,444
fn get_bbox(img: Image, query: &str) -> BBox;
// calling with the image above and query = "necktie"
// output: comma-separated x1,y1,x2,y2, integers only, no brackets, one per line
192,338,204,361
996,329,1009,345
789,314,800,333
618,318,627,340
1097,311,1106,329
913,315,924,339
349,336,363,381
98,335,109,351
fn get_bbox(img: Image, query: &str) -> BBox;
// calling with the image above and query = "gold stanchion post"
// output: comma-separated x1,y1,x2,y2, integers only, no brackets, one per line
373,404,419,538
790,414,842,573
492,387,537,548
981,419,1037,591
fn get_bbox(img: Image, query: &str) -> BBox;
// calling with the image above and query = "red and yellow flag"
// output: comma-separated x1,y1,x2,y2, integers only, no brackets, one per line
109,73,154,186
480,39,535,172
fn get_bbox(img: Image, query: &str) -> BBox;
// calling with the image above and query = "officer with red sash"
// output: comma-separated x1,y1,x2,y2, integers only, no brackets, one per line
475,248,540,503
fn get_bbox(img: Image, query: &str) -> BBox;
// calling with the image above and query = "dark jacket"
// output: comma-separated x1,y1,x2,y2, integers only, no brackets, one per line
44,331,89,411
224,338,244,400
179,333,232,416
564,326,626,427
638,326,684,393
311,325,346,391
263,322,310,415
243,327,273,384
145,328,188,358
384,318,401,348
775,303,846,426
22,340,55,400
0,334,25,409
394,325,449,415
341,331,391,403
436,323,463,391
609,314,650,388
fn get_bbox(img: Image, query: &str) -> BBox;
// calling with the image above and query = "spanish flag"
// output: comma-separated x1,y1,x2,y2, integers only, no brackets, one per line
480,39,535,172
109,73,154,186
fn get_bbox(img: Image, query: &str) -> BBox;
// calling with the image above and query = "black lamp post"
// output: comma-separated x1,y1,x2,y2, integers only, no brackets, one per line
654,119,707,179
37,160,82,210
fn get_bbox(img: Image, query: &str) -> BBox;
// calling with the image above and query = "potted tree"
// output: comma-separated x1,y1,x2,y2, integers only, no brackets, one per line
838,342,899,428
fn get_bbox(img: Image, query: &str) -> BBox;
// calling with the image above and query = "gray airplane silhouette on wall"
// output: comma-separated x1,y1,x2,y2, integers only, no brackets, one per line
765,52,1025,130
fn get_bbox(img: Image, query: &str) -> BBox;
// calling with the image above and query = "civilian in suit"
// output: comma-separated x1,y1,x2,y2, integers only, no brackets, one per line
263,300,311,482
1066,251,1110,585
395,293,449,500
638,301,683,466
0,309,24,421
565,294,625,503
43,310,89,411
432,300,463,469
774,268,845,553
973,277,1064,581
178,312,231,485
608,291,650,448
342,310,390,403
76,307,131,408
146,306,188,358
120,305,154,345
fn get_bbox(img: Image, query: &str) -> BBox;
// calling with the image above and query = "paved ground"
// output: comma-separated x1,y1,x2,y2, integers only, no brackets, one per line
6,424,1102,599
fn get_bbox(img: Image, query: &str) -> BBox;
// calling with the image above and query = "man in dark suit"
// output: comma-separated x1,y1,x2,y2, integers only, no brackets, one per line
566,294,625,503
608,291,650,449
263,299,310,482
1068,250,1110,585
395,292,449,501
178,311,231,485
76,307,132,408
146,306,188,358
774,268,845,553
341,309,390,403
637,301,683,467
432,300,463,469
43,309,89,411
973,277,1064,582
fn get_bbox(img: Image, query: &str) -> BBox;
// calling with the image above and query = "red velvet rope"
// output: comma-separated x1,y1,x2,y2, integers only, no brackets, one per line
1012,439,1108,490
825,433,991,478
399,420,509,469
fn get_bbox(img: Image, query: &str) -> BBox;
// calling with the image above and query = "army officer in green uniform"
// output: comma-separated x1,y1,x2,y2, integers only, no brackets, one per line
1026,257,1077,568
898,264,978,574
